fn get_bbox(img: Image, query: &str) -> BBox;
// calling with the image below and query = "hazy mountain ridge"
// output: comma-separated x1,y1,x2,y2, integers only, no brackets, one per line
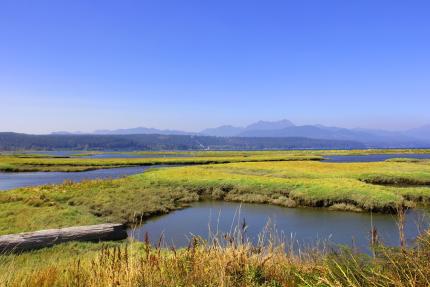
201,120,430,146
200,125,245,137
200,119,295,137
48,119,430,148
403,125,430,140
238,125,420,143
245,119,295,130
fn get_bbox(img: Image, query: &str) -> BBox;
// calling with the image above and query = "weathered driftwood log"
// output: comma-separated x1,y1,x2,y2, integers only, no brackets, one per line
0,223,127,253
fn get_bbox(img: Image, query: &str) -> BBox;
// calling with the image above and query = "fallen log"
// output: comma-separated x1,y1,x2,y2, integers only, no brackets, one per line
0,223,127,253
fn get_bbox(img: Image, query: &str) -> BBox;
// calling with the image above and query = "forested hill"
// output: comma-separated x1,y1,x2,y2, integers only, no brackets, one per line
0,132,365,151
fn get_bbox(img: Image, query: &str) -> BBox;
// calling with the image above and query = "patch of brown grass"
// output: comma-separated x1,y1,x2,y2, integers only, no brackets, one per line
1,227,430,287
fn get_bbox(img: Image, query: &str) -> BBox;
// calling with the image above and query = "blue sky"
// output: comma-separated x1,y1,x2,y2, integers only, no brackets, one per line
1,0,429,133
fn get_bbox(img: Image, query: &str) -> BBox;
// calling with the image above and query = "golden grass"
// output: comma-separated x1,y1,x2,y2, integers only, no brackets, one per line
1,228,429,287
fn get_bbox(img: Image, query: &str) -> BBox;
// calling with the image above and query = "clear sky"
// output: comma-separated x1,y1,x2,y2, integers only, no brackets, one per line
1,0,429,134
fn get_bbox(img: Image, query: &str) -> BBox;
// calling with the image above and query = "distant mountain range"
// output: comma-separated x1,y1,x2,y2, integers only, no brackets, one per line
200,120,295,137
51,119,430,148
403,125,430,141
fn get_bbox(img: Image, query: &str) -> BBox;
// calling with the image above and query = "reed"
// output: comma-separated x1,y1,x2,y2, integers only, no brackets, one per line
1,216,429,287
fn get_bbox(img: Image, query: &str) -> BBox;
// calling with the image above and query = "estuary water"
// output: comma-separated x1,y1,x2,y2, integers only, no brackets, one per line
128,201,430,252
81,153,191,159
84,152,430,161
324,153,430,162
0,166,160,191
2,150,192,159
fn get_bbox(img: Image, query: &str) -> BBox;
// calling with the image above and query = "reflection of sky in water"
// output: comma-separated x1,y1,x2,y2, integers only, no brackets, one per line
0,166,161,190
325,154,430,162
83,153,191,159
129,201,430,253
3,150,192,159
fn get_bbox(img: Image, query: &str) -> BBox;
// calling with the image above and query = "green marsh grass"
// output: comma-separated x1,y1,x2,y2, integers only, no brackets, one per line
0,153,322,172
83,148,430,157
138,160,430,212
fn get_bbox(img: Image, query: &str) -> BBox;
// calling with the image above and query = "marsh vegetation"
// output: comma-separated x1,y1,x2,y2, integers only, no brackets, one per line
1,223,430,286
1,151,430,235
1,149,430,286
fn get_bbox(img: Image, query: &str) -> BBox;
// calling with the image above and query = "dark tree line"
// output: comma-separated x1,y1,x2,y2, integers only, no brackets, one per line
0,132,366,151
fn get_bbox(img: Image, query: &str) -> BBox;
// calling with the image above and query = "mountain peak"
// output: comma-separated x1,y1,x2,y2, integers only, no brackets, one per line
246,119,295,130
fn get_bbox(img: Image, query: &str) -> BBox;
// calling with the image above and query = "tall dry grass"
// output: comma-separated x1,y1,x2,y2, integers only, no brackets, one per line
1,218,430,287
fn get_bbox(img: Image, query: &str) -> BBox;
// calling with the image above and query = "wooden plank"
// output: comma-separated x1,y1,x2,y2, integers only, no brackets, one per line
0,223,127,253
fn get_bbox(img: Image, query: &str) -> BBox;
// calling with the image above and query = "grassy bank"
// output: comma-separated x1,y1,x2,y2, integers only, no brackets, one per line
139,160,430,212
0,154,322,172
0,175,197,235
74,148,430,157
1,228,429,286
